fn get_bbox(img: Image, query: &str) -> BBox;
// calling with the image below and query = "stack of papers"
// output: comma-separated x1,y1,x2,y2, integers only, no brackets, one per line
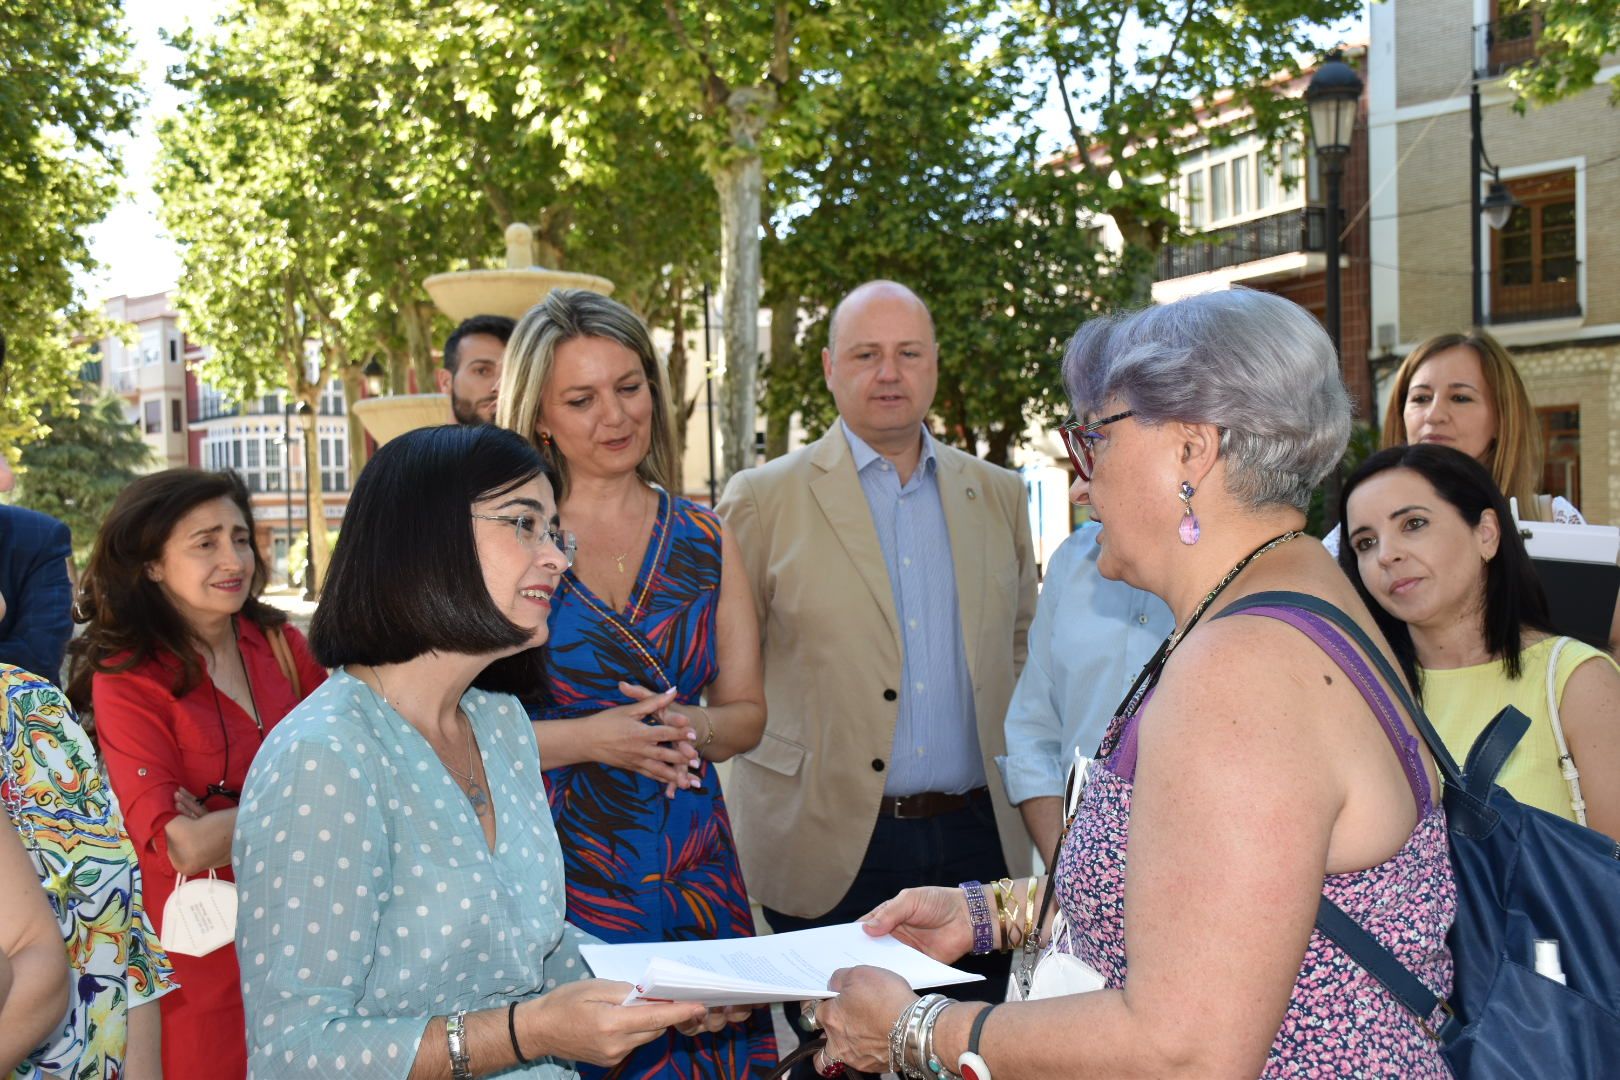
579,922,984,1006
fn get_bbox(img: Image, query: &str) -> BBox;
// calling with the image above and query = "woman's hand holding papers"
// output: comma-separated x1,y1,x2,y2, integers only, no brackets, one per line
521,980,709,1066
860,886,974,962
820,967,917,1074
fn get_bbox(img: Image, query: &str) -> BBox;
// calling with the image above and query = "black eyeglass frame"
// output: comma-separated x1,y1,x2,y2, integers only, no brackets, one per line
1057,409,1135,480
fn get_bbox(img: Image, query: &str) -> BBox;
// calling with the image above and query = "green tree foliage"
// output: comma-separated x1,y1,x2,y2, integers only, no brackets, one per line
1012,0,1361,301
538,0,984,479
1503,0,1620,109
12,392,154,566
0,0,140,448
764,22,1134,466
158,0,716,583
157,0,717,525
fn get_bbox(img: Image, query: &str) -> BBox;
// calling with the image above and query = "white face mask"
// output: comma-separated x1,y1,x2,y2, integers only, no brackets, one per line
162,871,238,956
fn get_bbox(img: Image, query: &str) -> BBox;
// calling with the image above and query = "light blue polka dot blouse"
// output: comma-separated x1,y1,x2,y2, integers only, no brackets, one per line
233,669,595,1078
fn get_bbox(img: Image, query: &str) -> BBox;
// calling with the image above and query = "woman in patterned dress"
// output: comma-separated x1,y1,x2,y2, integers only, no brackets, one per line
66,470,326,1079
498,290,774,1080
816,291,1456,1077
1,661,175,1078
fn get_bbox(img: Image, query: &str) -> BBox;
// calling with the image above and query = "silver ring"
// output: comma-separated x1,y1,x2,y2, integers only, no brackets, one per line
800,1000,822,1032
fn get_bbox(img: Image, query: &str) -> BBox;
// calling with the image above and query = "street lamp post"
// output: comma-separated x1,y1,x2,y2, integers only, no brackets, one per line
282,399,297,587
1305,52,1363,374
1306,51,1363,518
1469,80,1521,328
299,399,318,602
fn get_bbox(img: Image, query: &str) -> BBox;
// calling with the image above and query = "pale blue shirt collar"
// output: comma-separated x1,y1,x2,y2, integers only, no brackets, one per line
841,420,937,479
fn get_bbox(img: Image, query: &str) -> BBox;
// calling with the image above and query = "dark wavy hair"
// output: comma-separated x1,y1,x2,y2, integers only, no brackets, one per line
309,424,549,696
67,469,285,710
1336,444,1555,701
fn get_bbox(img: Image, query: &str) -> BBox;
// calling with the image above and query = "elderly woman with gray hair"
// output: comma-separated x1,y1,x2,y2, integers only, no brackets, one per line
812,290,1456,1079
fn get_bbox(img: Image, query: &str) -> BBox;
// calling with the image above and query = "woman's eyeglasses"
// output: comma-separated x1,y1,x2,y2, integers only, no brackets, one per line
1056,410,1135,481
472,513,577,567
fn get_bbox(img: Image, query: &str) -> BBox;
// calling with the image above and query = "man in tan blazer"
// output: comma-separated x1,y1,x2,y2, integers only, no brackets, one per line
718,281,1036,1028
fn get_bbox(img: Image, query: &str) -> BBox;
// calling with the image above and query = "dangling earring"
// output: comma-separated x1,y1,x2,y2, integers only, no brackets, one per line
539,431,553,451
1177,481,1201,545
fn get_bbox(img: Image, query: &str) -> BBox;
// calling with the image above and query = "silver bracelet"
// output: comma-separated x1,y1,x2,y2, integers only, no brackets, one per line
889,997,921,1076
904,994,949,1079
446,1011,472,1080
923,1000,958,1079
918,997,954,1078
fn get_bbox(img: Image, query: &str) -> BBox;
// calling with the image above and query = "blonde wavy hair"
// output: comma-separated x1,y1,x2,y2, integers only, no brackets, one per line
1380,331,1544,520
495,289,679,500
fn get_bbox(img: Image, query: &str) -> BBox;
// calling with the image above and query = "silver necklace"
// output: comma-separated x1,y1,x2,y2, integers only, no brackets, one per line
365,668,489,819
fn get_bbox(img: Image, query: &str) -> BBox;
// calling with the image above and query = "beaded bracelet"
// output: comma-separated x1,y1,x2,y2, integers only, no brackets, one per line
960,881,994,955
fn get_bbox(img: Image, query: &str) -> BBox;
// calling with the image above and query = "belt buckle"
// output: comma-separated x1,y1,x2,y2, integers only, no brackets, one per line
1416,999,1455,1041
891,794,921,820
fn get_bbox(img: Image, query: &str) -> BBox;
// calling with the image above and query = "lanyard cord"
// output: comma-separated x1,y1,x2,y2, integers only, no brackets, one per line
1113,529,1303,729
206,619,261,802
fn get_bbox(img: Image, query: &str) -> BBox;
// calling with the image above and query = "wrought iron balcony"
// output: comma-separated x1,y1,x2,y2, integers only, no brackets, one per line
1155,207,1328,282
1477,13,1541,79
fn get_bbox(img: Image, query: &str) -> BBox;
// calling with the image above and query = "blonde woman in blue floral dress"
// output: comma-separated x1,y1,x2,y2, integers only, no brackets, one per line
0,663,176,1078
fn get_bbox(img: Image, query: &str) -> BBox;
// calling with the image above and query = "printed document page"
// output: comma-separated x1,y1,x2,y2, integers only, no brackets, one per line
579,922,984,1005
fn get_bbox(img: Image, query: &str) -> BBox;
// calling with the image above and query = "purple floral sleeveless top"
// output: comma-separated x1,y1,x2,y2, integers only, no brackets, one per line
1054,605,1456,1075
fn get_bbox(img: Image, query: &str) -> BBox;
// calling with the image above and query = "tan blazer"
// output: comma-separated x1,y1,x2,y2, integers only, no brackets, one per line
717,426,1037,917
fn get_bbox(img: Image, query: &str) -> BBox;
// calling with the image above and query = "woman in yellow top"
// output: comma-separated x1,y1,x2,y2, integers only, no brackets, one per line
1340,443,1620,839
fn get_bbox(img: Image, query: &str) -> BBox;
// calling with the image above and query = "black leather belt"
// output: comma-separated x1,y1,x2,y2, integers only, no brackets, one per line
879,786,990,820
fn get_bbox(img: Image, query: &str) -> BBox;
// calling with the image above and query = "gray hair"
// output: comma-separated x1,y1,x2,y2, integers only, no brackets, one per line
1062,289,1351,512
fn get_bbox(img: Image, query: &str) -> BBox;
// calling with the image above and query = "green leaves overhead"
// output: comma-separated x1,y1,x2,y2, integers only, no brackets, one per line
1503,0,1620,110
0,0,139,449
12,392,154,568
1015,0,1361,299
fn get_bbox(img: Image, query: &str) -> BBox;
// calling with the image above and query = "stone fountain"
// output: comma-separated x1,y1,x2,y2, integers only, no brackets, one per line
351,224,616,445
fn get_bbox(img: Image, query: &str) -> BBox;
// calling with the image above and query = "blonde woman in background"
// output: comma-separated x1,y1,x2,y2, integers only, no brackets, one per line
1380,330,1580,523
497,290,773,1080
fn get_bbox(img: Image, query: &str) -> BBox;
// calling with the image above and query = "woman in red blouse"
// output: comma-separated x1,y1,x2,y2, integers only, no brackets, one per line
67,469,326,1079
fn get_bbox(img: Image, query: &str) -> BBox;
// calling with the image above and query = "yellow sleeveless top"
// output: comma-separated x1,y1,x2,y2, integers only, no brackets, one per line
1421,637,1618,822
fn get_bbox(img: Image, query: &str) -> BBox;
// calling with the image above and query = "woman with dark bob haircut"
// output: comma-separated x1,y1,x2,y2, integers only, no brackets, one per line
1340,444,1620,838
68,468,327,1080
232,424,743,1079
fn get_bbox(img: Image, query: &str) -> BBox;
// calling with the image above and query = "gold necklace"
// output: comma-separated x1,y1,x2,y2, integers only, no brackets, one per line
609,489,655,575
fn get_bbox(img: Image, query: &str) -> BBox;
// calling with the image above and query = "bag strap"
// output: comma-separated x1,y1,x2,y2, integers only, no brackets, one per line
1544,637,1588,825
1030,761,1084,947
1216,592,1466,1042
266,624,302,700
1219,591,1464,786
1316,896,1459,1042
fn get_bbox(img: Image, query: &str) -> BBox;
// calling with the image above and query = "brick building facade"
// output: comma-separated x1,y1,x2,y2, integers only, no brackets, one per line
1368,0,1620,524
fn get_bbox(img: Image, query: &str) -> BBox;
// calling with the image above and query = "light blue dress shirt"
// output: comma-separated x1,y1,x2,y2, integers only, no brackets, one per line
844,421,986,797
234,671,594,1078
996,524,1174,805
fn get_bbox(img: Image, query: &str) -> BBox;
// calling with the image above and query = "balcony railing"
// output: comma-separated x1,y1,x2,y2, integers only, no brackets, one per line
1155,207,1328,282
1477,12,1541,78
1490,271,1581,325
